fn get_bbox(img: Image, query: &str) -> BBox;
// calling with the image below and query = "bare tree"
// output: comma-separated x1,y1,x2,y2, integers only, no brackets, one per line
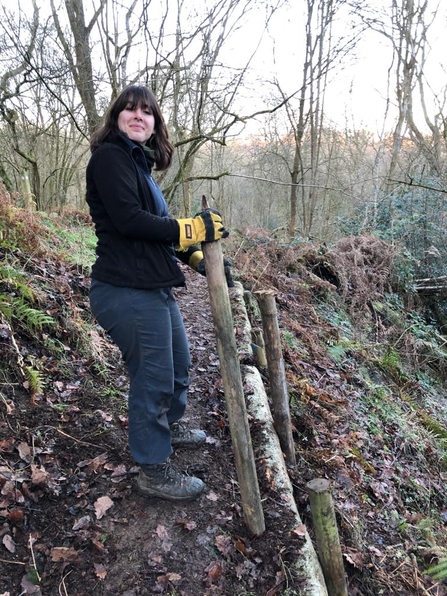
50,0,105,135
0,0,40,205
0,0,290,215
272,0,359,240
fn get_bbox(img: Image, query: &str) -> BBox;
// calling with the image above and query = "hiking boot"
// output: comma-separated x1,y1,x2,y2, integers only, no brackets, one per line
137,461,205,501
170,421,206,449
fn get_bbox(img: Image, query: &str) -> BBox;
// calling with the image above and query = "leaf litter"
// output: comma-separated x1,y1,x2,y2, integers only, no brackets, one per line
0,229,446,594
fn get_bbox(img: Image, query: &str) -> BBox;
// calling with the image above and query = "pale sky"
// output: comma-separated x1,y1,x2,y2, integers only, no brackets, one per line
223,0,447,134
11,0,447,135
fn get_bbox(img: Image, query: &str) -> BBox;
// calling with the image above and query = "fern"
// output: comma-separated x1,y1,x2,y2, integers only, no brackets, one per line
14,300,55,331
0,262,36,302
0,294,13,319
425,559,447,581
0,295,55,332
0,262,27,283
24,366,45,400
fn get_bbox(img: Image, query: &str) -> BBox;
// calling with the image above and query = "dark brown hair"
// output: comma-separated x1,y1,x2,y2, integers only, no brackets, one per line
90,85,174,171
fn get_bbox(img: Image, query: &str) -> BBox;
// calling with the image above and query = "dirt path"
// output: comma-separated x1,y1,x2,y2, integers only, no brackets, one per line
0,265,298,596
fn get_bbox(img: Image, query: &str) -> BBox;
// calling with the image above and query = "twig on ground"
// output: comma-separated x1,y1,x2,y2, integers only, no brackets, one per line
28,533,41,583
0,558,26,565
59,570,72,596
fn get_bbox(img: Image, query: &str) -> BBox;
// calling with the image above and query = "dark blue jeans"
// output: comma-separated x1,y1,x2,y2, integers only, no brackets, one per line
90,280,190,464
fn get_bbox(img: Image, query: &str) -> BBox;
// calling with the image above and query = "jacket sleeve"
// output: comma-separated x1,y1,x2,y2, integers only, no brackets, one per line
87,143,180,244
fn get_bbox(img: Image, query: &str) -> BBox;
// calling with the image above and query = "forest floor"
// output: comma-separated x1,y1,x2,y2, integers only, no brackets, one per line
0,213,447,595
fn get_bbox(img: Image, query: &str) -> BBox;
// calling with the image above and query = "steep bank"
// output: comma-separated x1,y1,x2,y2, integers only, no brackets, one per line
0,199,446,594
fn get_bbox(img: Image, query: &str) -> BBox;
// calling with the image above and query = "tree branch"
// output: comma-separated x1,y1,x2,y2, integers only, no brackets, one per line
389,178,447,194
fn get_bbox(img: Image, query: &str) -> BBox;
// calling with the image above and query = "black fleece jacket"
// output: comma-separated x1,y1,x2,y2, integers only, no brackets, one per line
86,131,195,290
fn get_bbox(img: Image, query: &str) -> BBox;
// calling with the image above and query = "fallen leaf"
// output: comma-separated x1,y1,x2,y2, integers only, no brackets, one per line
96,410,112,422
343,547,365,568
8,508,24,523
94,495,113,519
155,525,170,540
203,560,224,586
20,575,42,595
3,534,16,553
147,552,163,565
17,443,31,461
110,464,127,482
165,572,182,585
72,515,91,531
89,452,109,471
291,524,307,538
50,546,80,562
94,563,107,579
91,537,106,552
234,537,256,557
176,518,197,531
206,491,219,501
1,481,25,504
154,575,169,592
0,438,15,453
155,524,172,552
30,465,49,486
215,534,232,556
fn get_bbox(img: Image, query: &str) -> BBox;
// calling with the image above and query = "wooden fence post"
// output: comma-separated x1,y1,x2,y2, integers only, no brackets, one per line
200,201,265,536
254,290,296,467
306,478,348,596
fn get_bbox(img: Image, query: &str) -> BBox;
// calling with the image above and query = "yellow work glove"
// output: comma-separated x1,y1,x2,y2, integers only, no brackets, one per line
188,250,204,272
176,209,229,251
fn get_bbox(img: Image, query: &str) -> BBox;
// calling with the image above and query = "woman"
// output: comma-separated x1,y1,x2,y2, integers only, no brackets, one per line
86,84,229,502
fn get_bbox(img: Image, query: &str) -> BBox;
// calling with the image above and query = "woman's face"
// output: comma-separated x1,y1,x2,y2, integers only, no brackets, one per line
117,103,155,144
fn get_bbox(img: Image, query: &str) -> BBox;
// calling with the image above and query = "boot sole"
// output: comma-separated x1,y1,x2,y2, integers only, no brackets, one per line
136,482,205,502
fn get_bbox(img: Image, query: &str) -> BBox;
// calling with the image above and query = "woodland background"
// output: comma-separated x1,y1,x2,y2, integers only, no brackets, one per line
1,0,447,285
1,2,447,594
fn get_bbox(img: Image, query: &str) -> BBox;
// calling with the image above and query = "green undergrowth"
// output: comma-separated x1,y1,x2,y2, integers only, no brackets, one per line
317,291,447,587
275,253,447,591
40,211,96,266
0,199,99,400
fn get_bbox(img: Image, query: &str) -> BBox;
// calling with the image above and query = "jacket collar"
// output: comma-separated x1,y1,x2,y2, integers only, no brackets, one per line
108,130,155,172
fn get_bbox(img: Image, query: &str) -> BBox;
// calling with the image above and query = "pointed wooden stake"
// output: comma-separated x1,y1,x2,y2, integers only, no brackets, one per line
200,196,265,536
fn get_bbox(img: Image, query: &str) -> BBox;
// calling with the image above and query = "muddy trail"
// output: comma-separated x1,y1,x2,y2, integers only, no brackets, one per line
1,261,304,596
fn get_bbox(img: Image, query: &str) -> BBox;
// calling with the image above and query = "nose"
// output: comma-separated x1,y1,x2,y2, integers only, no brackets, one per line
134,108,144,119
